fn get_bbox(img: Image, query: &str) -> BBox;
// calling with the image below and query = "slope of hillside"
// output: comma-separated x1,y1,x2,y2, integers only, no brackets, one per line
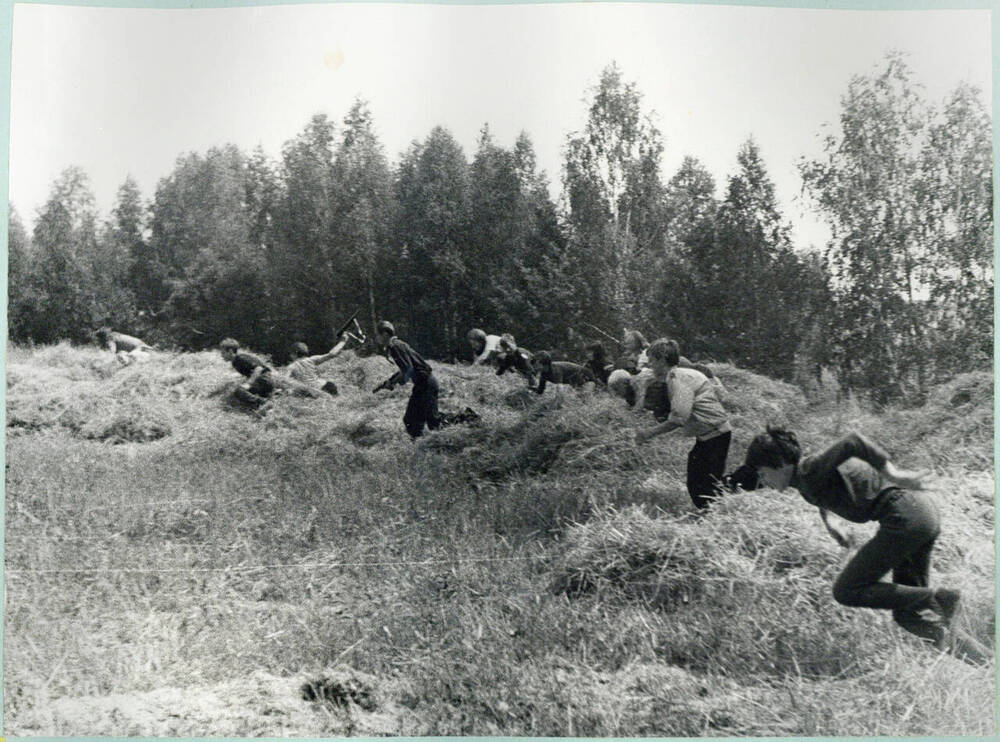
5,343,995,736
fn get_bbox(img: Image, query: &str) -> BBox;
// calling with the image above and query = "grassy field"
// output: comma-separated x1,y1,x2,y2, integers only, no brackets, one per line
4,342,996,736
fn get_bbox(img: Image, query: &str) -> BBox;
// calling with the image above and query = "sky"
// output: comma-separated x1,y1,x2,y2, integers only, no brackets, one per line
8,2,993,249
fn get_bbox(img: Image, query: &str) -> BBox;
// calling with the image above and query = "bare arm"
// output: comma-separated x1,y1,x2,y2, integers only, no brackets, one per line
244,365,266,388
635,418,682,444
819,508,852,548
309,335,349,366
881,461,928,489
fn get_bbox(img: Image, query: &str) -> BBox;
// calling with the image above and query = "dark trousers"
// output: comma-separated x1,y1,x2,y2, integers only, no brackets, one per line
403,374,440,439
687,431,731,509
832,489,946,642
722,463,760,492
233,372,275,408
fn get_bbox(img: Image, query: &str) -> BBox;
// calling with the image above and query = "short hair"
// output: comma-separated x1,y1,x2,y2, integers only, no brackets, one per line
533,350,552,366
376,320,395,337
291,342,309,357
499,333,517,350
586,341,606,361
95,326,112,341
219,338,240,352
745,427,802,470
607,369,632,398
467,328,487,343
622,330,649,352
647,338,680,366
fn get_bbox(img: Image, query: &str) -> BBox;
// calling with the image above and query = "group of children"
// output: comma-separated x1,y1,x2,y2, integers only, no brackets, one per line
95,320,989,667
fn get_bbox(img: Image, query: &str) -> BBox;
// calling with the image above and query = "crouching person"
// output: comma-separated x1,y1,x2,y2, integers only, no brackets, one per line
745,427,988,665
468,328,503,367
219,338,275,410
96,327,154,366
635,339,732,510
608,367,655,410
286,336,352,396
374,321,479,438
584,341,613,385
496,334,536,387
531,351,597,395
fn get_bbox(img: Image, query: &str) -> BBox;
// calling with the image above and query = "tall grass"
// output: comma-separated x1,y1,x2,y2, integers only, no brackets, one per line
5,344,995,736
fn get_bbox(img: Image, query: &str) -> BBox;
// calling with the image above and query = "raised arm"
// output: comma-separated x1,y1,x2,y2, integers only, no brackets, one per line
309,335,349,366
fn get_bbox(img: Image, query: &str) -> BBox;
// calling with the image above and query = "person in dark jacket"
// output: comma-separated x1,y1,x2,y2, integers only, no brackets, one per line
373,321,442,439
373,321,479,438
583,341,613,385
495,333,536,387
219,338,275,409
531,351,596,395
745,427,988,665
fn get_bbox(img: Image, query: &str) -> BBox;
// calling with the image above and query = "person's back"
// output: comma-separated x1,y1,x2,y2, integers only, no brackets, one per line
386,336,432,385
288,356,320,384
666,366,729,439
533,352,595,394
231,350,271,378
550,361,594,386
110,332,151,353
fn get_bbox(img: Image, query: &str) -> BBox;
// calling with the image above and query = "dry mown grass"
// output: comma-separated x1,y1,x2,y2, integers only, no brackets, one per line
4,343,995,736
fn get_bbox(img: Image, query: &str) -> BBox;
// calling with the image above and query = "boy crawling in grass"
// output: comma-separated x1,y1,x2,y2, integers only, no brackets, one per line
495,333,537,388
95,327,154,366
745,426,989,666
467,328,503,367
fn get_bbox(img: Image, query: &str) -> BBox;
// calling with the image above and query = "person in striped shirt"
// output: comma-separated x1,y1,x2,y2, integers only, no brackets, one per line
745,427,989,665
286,336,352,396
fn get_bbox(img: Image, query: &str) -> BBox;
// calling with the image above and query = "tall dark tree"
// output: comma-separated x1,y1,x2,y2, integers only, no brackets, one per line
269,114,339,353
330,99,393,335
392,126,470,357
28,167,102,342
93,176,145,332
150,145,267,348
466,128,570,353
658,156,719,348
691,139,820,378
7,205,35,342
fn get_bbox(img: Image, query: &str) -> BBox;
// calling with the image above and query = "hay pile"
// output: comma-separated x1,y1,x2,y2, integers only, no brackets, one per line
550,492,843,605
877,372,994,471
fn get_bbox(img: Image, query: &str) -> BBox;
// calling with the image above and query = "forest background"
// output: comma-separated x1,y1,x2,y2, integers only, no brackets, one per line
8,55,993,404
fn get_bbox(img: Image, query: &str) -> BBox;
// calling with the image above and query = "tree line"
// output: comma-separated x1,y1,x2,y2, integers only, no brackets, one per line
8,54,992,403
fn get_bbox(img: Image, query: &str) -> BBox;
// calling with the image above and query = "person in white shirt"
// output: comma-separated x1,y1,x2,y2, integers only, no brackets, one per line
635,338,733,509
467,328,503,366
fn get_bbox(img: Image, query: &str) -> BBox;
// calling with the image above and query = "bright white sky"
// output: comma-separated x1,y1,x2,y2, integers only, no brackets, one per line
8,2,992,249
